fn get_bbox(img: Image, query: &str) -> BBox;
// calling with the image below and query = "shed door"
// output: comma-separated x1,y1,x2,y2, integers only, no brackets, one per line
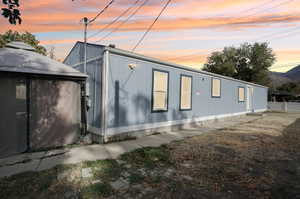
0,75,28,158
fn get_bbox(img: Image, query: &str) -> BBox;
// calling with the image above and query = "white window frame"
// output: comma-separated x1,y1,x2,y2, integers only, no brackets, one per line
151,69,169,112
211,78,221,98
238,86,245,102
180,74,192,110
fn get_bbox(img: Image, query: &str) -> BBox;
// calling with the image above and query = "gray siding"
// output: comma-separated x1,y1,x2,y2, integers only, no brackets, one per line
106,53,267,135
64,43,268,137
64,42,104,66
253,86,268,111
64,43,104,129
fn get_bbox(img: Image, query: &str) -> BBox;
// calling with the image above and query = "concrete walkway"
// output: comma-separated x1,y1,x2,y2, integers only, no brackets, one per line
0,115,261,178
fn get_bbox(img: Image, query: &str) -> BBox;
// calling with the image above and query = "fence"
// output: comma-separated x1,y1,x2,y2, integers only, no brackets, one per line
268,102,300,113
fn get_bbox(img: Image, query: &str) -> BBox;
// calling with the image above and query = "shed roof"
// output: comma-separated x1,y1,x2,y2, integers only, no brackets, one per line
0,45,87,78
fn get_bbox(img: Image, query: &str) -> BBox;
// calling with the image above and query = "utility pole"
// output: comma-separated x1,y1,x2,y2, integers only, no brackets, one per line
83,17,89,74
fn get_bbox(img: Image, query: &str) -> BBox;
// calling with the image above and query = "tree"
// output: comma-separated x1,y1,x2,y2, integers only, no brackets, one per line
48,46,56,60
0,30,47,55
277,82,300,96
1,0,76,24
1,0,21,24
203,42,276,86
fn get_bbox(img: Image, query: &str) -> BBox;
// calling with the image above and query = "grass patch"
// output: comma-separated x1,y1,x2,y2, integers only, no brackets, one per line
83,159,123,180
0,169,57,199
148,175,164,184
128,173,145,184
120,146,171,168
81,182,113,198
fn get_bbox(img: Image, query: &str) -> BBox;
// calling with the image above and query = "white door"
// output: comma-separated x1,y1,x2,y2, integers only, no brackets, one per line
247,87,253,112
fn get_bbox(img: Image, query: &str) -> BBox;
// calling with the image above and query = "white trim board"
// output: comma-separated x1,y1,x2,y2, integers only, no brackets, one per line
254,108,267,113
106,109,266,136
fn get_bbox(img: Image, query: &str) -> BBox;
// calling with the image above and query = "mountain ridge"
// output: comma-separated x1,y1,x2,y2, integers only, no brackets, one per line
270,65,300,85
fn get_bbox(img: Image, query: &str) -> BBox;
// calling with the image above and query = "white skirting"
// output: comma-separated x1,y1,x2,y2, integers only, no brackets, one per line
106,109,267,136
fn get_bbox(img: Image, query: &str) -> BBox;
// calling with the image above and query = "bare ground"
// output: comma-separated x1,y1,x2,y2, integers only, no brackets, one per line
0,112,300,199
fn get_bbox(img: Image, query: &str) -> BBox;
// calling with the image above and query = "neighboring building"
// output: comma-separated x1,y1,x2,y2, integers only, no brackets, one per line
269,90,292,102
0,42,87,158
64,42,268,142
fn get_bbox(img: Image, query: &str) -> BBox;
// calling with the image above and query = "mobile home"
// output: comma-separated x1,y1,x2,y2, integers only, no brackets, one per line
64,42,268,142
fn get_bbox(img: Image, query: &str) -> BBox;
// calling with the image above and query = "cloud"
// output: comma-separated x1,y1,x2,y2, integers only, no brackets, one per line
1,0,300,33
3,12,300,34
39,35,130,45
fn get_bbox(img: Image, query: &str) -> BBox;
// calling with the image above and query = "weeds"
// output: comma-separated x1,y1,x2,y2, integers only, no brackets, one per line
120,146,171,168
81,182,113,198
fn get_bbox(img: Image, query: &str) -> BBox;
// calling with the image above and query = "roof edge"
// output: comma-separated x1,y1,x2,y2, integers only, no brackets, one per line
103,46,268,89
0,65,88,78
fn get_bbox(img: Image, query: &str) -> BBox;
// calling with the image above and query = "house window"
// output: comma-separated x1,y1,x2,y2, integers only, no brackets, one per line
152,70,169,112
180,75,192,110
211,78,221,98
238,87,245,102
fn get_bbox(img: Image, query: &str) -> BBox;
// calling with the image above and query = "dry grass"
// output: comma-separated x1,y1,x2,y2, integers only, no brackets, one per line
0,112,300,199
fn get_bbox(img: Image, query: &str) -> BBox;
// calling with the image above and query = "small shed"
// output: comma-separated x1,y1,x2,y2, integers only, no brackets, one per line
0,42,87,158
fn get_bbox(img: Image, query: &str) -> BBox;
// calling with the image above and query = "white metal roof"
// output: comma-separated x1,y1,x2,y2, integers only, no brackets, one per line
66,42,267,88
0,45,87,78
102,45,268,89
6,41,35,51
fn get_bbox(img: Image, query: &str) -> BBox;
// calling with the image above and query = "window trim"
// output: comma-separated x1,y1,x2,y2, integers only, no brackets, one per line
151,69,169,112
211,78,221,98
238,86,245,102
179,74,193,111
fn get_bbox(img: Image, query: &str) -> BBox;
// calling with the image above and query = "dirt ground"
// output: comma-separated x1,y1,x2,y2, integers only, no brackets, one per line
0,112,300,199
165,112,300,199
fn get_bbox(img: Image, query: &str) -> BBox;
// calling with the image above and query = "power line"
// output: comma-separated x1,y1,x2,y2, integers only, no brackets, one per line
216,0,276,18
237,0,276,15
161,1,297,62
168,17,300,62
131,0,172,52
241,0,296,19
95,0,149,43
256,23,300,42
89,0,115,24
88,0,140,39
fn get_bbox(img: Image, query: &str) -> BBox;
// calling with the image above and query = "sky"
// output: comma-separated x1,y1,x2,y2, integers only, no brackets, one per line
2,0,300,72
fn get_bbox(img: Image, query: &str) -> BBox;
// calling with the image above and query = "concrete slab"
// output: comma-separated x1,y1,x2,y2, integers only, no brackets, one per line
65,145,111,164
104,140,141,158
0,159,40,178
152,133,182,142
0,153,41,167
35,155,67,171
136,135,171,147
81,168,93,178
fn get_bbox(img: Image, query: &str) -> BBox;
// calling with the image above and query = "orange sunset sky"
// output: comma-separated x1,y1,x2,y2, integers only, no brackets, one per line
2,0,300,72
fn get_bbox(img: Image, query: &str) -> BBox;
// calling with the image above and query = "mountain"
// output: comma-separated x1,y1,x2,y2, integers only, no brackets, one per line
269,71,292,88
269,65,300,87
285,65,300,81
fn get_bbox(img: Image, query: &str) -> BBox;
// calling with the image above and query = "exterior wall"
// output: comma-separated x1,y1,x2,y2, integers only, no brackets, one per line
0,72,84,158
64,43,104,130
252,86,268,111
30,79,81,150
106,53,268,137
